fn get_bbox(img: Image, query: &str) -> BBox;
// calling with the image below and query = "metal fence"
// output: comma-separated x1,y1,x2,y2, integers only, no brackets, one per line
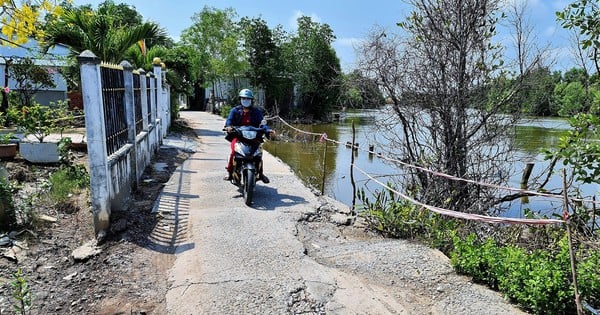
77,50,170,239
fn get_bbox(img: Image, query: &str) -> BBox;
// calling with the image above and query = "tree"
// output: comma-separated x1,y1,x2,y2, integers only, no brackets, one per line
96,0,142,27
42,5,168,64
161,45,198,96
286,16,341,121
557,0,600,76
340,70,384,109
358,1,525,213
505,0,541,76
9,57,56,107
0,0,64,121
180,6,243,111
554,81,588,117
0,0,64,46
518,66,558,116
240,17,285,114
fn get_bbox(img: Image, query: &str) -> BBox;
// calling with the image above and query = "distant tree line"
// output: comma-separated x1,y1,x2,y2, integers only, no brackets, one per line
38,2,382,122
497,66,599,117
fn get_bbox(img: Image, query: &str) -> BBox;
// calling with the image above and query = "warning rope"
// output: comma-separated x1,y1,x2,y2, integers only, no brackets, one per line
270,115,598,206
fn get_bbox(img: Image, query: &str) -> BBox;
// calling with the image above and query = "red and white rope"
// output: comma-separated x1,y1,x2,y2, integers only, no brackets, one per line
353,164,565,225
271,115,598,205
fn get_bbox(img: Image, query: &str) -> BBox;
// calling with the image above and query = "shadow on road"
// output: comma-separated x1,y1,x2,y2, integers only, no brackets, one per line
145,160,198,254
244,184,308,211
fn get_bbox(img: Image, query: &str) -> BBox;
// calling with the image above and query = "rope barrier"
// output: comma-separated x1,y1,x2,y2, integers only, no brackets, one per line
270,115,590,313
270,115,599,205
353,164,565,225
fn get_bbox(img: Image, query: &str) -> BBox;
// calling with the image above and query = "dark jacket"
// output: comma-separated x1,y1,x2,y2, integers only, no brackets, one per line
225,105,270,132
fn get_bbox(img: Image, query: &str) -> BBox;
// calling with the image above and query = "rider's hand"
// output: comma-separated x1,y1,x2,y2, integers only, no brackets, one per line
225,126,233,132
269,130,276,139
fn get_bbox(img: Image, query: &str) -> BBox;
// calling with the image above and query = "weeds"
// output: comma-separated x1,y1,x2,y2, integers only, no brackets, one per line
49,137,89,206
11,268,32,315
359,186,600,314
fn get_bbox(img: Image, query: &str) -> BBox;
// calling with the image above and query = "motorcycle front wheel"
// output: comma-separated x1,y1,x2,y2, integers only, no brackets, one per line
243,169,255,206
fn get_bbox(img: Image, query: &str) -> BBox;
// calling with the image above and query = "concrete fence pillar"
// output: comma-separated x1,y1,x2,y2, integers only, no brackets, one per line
147,72,159,152
153,61,164,143
77,50,110,240
138,69,149,131
121,60,138,189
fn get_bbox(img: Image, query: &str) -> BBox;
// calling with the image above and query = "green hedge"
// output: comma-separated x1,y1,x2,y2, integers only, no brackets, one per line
451,233,600,314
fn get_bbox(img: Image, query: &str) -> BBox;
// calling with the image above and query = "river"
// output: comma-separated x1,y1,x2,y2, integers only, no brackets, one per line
264,110,598,218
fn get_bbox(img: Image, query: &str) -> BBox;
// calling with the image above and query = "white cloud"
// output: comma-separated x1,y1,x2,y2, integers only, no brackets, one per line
288,10,321,31
544,25,558,38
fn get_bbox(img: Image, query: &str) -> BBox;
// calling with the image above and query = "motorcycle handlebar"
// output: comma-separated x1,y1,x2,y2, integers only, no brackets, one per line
223,126,275,140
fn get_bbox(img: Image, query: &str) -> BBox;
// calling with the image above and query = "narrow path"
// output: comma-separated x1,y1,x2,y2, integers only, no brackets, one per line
163,111,525,314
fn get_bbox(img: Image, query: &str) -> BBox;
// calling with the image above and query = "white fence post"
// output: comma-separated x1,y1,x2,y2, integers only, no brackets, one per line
121,61,138,189
138,69,149,131
77,50,110,239
147,72,159,153
153,61,165,142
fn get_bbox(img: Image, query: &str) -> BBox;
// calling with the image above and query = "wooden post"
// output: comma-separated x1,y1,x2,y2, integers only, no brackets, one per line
520,162,534,204
562,169,583,315
350,121,356,214
592,196,597,234
520,162,534,189
321,141,327,196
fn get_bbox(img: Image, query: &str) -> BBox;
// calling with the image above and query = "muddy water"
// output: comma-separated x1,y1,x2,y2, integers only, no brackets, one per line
265,111,596,218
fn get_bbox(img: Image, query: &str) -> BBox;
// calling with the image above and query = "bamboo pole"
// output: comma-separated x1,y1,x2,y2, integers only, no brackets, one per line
562,169,583,315
350,121,356,215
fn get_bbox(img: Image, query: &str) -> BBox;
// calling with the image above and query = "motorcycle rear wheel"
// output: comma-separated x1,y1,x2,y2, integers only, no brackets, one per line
243,170,255,206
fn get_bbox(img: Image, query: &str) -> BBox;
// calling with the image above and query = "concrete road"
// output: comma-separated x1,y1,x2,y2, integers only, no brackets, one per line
162,111,525,315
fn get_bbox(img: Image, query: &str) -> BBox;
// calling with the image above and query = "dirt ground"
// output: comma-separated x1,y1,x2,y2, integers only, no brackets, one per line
0,120,195,315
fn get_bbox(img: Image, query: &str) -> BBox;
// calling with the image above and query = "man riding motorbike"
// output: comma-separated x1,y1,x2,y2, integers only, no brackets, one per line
224,88,275,183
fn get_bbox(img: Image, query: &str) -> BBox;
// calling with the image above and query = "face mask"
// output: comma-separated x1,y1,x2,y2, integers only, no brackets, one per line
241,99,252,107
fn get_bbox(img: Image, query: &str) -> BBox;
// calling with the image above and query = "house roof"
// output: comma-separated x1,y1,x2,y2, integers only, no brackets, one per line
0,38,70,67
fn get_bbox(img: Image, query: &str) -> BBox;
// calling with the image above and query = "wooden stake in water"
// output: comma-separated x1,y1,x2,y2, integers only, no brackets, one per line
562,169,583,315
321,140,327,195
350,121,356,214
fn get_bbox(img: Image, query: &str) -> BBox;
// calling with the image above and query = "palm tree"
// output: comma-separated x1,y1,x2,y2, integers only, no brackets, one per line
42,6,168,65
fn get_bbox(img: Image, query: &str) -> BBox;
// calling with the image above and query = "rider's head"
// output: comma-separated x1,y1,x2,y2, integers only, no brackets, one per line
239,88,254,109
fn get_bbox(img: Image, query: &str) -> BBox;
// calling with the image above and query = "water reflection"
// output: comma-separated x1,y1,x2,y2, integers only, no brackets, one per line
266,111,596,218
513,124,568,158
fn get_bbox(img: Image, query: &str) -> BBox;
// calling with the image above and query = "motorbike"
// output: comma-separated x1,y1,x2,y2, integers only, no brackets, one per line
224,125,268,206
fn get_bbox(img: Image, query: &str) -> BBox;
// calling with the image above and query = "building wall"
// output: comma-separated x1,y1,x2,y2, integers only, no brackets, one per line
0,39,69,106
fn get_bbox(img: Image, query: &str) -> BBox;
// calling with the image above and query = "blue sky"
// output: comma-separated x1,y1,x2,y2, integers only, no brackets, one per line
74,0,577,73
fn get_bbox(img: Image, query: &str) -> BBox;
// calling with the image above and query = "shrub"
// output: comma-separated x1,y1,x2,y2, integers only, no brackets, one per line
220,104,232,118
8,101,73,143
358,186,458,251
450,233,599,314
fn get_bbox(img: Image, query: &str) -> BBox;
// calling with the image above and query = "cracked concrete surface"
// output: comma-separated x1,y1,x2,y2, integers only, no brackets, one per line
164,111,525,315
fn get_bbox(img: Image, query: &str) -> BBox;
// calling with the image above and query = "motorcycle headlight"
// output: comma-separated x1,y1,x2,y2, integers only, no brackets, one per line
241,130,257,140
234,142,244,155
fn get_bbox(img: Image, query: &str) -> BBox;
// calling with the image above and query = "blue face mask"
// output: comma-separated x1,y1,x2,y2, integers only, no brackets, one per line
241,99,252,107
